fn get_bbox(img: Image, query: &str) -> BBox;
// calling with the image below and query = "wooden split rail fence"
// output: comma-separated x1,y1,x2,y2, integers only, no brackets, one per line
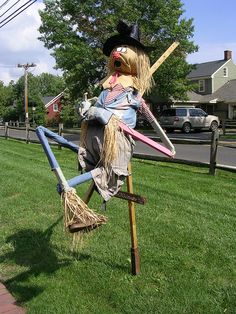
1,122,234,175
222,119,236,135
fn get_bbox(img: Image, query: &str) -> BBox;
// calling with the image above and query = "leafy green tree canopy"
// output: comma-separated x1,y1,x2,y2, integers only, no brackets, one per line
0,81,14,118
37,72,65,96
0,73,65,124
39,0,197,101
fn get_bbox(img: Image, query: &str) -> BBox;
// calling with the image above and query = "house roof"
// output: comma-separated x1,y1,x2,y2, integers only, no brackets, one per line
42,92,64,108
187,60,227,79
205,79,236,103
42,96,55,106
186,90,205,102
180,80,236,104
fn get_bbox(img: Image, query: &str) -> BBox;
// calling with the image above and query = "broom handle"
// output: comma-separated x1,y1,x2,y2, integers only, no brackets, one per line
36,126,93,191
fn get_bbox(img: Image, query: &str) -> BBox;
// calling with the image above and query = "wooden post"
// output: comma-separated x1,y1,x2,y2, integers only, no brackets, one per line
58,123,63,150
127,163,140,275
82,164,142,275
25,123,30,144
222,119,226,136
149,41,179,76
209,129,219,175
83,182,95,204
4,122,9,139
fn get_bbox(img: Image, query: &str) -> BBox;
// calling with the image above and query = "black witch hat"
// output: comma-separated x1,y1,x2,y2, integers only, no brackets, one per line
103,20,152,56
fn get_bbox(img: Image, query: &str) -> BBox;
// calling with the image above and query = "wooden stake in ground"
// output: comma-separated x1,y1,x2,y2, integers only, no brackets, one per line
126,42,179,275
127,162,140,275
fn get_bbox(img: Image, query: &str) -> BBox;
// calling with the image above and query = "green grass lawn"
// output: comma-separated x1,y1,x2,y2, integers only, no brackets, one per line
0,138,236,314
220,134,236,141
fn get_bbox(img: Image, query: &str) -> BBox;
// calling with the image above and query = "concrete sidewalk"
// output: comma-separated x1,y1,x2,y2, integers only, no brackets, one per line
0,283,25,314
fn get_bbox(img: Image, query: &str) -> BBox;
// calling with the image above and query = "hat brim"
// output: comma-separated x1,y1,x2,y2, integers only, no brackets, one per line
103,34,153,56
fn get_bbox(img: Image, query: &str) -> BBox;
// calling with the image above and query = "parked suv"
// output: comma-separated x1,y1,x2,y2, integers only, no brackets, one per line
159,107,219,133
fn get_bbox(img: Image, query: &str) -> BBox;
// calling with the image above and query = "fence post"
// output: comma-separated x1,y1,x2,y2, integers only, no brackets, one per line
222,119,226,136
209,129,219,175
58,123,63,150
25,123,30,144
4,122,9,139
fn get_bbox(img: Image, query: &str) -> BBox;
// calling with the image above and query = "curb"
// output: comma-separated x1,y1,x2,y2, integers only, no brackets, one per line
0,283,25,314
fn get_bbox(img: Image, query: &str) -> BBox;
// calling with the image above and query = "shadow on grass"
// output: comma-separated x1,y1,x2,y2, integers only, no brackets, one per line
0,217,78,303
1,216,136,304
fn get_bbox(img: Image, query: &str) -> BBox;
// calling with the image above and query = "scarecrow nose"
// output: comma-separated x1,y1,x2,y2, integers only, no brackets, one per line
112,51,121,59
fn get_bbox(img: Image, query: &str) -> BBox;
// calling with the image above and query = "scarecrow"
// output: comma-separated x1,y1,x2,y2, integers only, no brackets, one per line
36,20,176,234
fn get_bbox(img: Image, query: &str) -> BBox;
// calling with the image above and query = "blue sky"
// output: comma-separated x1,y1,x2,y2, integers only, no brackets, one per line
0,0,235,83
182,0,236,63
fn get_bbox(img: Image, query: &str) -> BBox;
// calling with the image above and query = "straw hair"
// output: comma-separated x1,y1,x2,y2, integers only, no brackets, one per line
80,116,121,168
135,48,154,94
101,115,120,168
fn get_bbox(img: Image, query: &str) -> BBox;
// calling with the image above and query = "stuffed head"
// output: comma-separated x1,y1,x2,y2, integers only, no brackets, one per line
108,45,138,76
102,21,154,94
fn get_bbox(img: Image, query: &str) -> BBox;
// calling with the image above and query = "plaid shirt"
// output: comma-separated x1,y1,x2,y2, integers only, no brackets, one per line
95,84,155,128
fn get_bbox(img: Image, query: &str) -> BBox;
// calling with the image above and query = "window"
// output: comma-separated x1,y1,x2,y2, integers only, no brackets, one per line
199,80,205,92
223,67,228,77
189,109,197,117
53,103,59,112
176,109,187,116
189,108,206,117
161,108,187,117
160,109,176,116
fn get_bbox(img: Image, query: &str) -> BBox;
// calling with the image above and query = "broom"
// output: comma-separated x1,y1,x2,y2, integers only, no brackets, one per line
36,126,107,233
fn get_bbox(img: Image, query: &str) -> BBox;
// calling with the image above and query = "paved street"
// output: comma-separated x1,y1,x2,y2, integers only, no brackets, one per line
42,130,236,167
135,140,236,167
0,127,236,167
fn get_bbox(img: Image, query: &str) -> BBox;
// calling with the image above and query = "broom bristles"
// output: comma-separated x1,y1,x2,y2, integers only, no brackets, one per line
61,188,107,230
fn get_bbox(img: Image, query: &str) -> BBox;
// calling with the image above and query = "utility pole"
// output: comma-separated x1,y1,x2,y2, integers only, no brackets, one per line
18,63,36,124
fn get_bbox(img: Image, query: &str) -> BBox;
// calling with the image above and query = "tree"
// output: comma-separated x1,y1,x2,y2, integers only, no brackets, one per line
3,72,65,124
59,89,79,128
0,72,66,124
37,73,65,96
0,81,15,121
13,73,45,123
39,0,197,101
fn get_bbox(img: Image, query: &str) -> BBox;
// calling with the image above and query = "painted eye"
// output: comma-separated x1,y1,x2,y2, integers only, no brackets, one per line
116,47,127,53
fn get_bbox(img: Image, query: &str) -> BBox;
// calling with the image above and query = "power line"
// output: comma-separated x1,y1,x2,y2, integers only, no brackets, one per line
0,0,37,29
0,0,34,25
0,0,37,28
0,0,21,18
0,0,10,10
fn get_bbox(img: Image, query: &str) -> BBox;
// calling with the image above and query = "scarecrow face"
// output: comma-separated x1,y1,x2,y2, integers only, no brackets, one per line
108,45,138,76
